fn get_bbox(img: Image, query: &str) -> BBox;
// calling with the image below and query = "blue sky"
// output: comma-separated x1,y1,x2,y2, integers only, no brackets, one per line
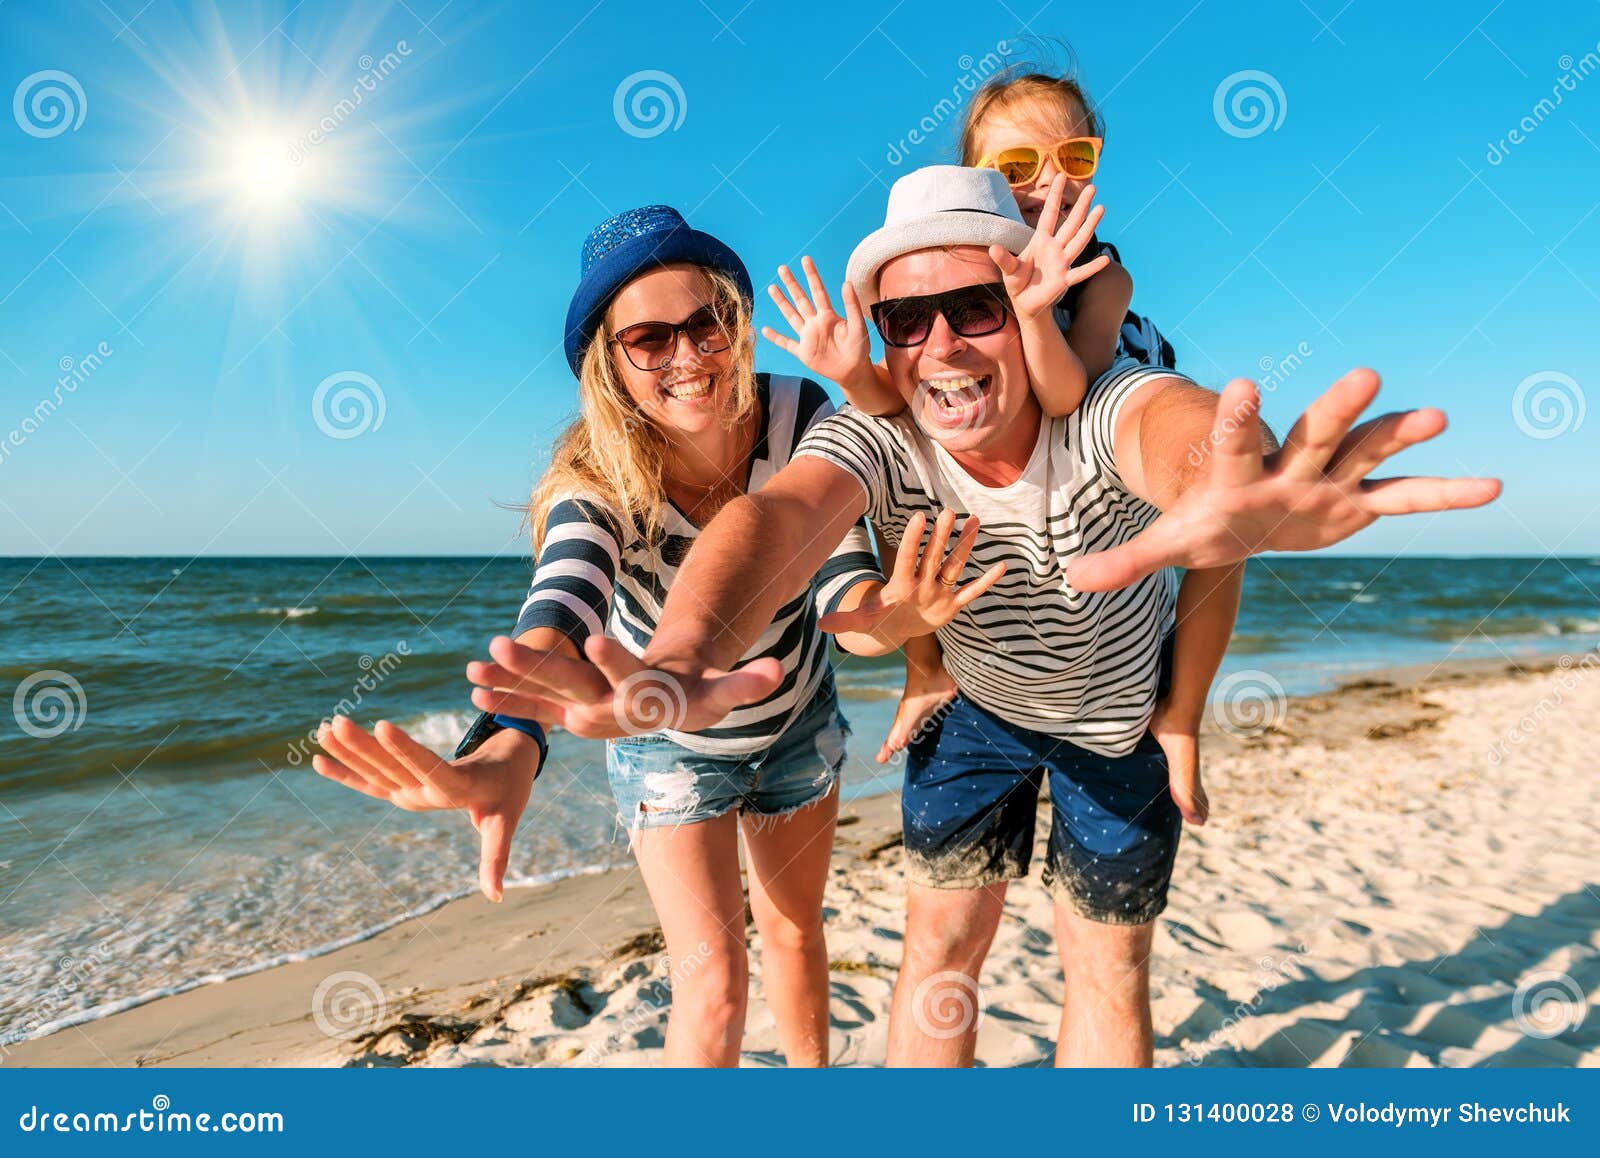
0,0,1595,557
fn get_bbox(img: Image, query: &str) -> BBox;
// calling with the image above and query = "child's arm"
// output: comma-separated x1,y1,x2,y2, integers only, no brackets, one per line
1016,309,1088,418
1149,562,1244,825
763,256,906,416
1065,258,1133,383
990,177,1113,418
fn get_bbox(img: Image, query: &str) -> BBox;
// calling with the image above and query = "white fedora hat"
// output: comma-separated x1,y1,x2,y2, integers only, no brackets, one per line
846,165,1036,308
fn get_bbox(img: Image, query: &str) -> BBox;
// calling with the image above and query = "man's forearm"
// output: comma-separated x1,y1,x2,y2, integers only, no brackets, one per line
1135,383,1280,510
645,477,863,672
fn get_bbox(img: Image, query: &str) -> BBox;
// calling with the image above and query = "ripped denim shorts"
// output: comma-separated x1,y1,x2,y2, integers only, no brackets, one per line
605,681,851,830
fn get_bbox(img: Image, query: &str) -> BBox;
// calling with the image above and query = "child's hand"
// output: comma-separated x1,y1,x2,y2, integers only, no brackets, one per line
1149,697,1209,825
990,175,1111,322
761,256,872,391
879,661,958,764
816,510,1006,650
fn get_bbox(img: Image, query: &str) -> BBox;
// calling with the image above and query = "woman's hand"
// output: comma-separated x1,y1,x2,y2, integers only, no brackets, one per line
816,509,1006,651
311,715,538,902
761,256,874,392
990,175,1111,321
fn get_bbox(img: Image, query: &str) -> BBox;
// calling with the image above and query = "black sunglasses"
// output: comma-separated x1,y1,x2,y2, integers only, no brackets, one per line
610,304,732,371
869,282,1011,349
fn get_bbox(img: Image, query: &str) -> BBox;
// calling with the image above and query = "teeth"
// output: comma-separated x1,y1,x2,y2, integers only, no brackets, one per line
664,376,712,399
922,375,986,394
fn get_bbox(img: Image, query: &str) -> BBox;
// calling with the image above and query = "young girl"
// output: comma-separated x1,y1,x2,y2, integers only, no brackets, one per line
764,67,1241,826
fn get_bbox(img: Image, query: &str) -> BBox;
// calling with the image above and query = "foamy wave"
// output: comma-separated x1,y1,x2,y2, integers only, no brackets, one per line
0,862,633,1048
254,606,319,619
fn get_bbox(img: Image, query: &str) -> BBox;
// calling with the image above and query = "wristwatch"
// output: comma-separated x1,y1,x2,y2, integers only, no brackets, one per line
454,710,549,772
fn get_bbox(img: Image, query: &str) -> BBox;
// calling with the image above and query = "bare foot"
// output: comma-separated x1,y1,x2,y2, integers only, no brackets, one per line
1149,700,1209,825
877,674,958,764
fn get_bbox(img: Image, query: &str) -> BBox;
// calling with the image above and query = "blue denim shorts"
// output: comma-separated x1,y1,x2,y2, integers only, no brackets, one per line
902,694,1181,925
606,684,851,830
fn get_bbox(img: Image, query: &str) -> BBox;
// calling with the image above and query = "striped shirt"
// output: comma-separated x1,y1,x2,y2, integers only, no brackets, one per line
795,362,1181,757
511,374,883,755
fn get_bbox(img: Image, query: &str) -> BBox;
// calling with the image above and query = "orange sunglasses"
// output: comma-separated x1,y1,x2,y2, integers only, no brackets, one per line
978,137,1103,186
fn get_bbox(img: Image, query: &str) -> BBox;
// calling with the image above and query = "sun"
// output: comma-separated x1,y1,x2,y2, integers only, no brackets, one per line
230,132,303,211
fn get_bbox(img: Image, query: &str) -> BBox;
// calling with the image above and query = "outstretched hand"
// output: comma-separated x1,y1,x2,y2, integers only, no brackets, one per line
311,715,536,903
817,509,1006,648
465,634,783,742
1066,369,1502,592
990,175,1111,321
760,255,872,389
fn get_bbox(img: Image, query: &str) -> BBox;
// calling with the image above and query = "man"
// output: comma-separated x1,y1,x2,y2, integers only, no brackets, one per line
472,167,1500,1066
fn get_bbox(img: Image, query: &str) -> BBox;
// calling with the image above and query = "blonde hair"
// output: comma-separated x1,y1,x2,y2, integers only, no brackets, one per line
526,265,758,553
958,66,1105,167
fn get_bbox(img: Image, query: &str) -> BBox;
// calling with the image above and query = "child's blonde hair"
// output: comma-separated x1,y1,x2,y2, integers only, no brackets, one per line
526,265,758,553
958,64,1105,166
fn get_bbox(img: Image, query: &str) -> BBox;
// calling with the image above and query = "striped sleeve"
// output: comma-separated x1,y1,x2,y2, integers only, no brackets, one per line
1077,363,1192,493
793,381,885,615
511,498,623,645
791,405,895,524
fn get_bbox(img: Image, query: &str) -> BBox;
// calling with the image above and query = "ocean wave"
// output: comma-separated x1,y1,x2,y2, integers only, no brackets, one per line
0,861,634,1048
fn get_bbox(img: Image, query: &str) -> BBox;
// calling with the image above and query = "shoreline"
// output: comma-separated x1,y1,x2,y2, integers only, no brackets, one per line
6,650,1596,1067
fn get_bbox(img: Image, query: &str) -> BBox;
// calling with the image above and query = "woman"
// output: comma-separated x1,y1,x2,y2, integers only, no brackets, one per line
311,204,995,1067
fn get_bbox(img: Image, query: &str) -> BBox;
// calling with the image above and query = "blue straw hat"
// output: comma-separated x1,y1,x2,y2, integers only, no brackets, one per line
563,205,753,376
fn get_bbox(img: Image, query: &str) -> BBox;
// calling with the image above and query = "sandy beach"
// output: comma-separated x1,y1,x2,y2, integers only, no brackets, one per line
8,654,1597,1069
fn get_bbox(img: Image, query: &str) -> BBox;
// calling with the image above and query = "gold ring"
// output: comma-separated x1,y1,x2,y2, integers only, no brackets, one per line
937,574,959,588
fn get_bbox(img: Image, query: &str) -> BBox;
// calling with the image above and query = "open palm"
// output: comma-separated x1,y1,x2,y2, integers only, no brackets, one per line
312,714,536,902
760,255,871,386
466,633,783,742
991,175,1111,320
817,509,1006,647
1067,369,1503,592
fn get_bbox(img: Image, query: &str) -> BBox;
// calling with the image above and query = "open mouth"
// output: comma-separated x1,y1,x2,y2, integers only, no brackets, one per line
919,374,991,430
660,373,716,403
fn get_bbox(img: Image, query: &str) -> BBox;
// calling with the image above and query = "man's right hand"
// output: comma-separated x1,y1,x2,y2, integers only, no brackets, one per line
465,634,783,741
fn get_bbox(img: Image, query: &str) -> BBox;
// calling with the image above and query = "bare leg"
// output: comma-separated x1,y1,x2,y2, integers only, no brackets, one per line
741,786,839,1067
630,811,749,1067
886,881,1007,1066
1053,904,1156,1067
